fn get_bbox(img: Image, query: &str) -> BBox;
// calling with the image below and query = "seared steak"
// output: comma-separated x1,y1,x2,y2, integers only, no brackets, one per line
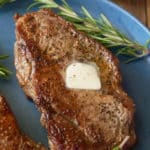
0,96,46,150
14,9,136,150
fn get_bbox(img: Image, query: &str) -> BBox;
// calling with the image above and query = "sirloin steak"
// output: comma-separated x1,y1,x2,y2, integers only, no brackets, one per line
14,9,136,150
0,96,46,150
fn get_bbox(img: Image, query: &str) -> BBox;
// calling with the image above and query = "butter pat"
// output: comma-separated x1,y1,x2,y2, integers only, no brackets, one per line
66,62,101,90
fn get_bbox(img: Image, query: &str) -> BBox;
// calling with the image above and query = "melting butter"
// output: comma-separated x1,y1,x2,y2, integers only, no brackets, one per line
66,62,101,90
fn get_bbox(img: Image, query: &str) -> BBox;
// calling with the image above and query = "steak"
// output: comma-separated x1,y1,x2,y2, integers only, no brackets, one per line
0,96,46,150
14,9,136,150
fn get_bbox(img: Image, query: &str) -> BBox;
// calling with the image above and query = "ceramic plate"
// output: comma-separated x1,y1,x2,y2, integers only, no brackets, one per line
0,0,150,149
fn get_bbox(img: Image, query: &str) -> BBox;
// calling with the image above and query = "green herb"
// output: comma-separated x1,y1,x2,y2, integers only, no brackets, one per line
30,0,150,62
112,136,130,150
112,147,120,150
0,0,15,7
0,55,11,79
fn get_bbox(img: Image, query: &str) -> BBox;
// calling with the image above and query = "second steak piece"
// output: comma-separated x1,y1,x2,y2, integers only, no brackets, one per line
14,9,136,150
0,96,46,150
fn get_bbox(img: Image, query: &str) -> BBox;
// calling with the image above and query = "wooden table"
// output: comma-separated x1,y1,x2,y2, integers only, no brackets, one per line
112,0,150,28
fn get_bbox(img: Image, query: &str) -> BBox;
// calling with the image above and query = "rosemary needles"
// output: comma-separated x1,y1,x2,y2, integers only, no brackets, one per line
30,0,150,62
0,0,15,7
0,55,11,79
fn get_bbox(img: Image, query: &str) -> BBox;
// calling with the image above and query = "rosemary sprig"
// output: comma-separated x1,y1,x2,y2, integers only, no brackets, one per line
112,147,120,150
112,136,130,150
0,0,15,7
0,55,11,79
30,0,150,62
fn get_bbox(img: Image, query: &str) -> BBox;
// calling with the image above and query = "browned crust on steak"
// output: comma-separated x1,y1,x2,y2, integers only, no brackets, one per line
0,96,47,150
14,9,136,150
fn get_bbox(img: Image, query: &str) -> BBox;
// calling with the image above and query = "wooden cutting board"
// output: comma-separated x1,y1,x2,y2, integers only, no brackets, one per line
112,0,150,28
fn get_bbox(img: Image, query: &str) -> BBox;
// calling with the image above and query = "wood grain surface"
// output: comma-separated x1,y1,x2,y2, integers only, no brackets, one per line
113,0,150,28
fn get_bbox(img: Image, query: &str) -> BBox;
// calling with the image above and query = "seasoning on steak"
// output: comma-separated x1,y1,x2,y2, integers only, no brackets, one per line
14,9,136,150
0,96,46,150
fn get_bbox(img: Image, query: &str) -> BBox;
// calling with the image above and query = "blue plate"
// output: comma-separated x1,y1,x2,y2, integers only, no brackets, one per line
0,0,150,149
